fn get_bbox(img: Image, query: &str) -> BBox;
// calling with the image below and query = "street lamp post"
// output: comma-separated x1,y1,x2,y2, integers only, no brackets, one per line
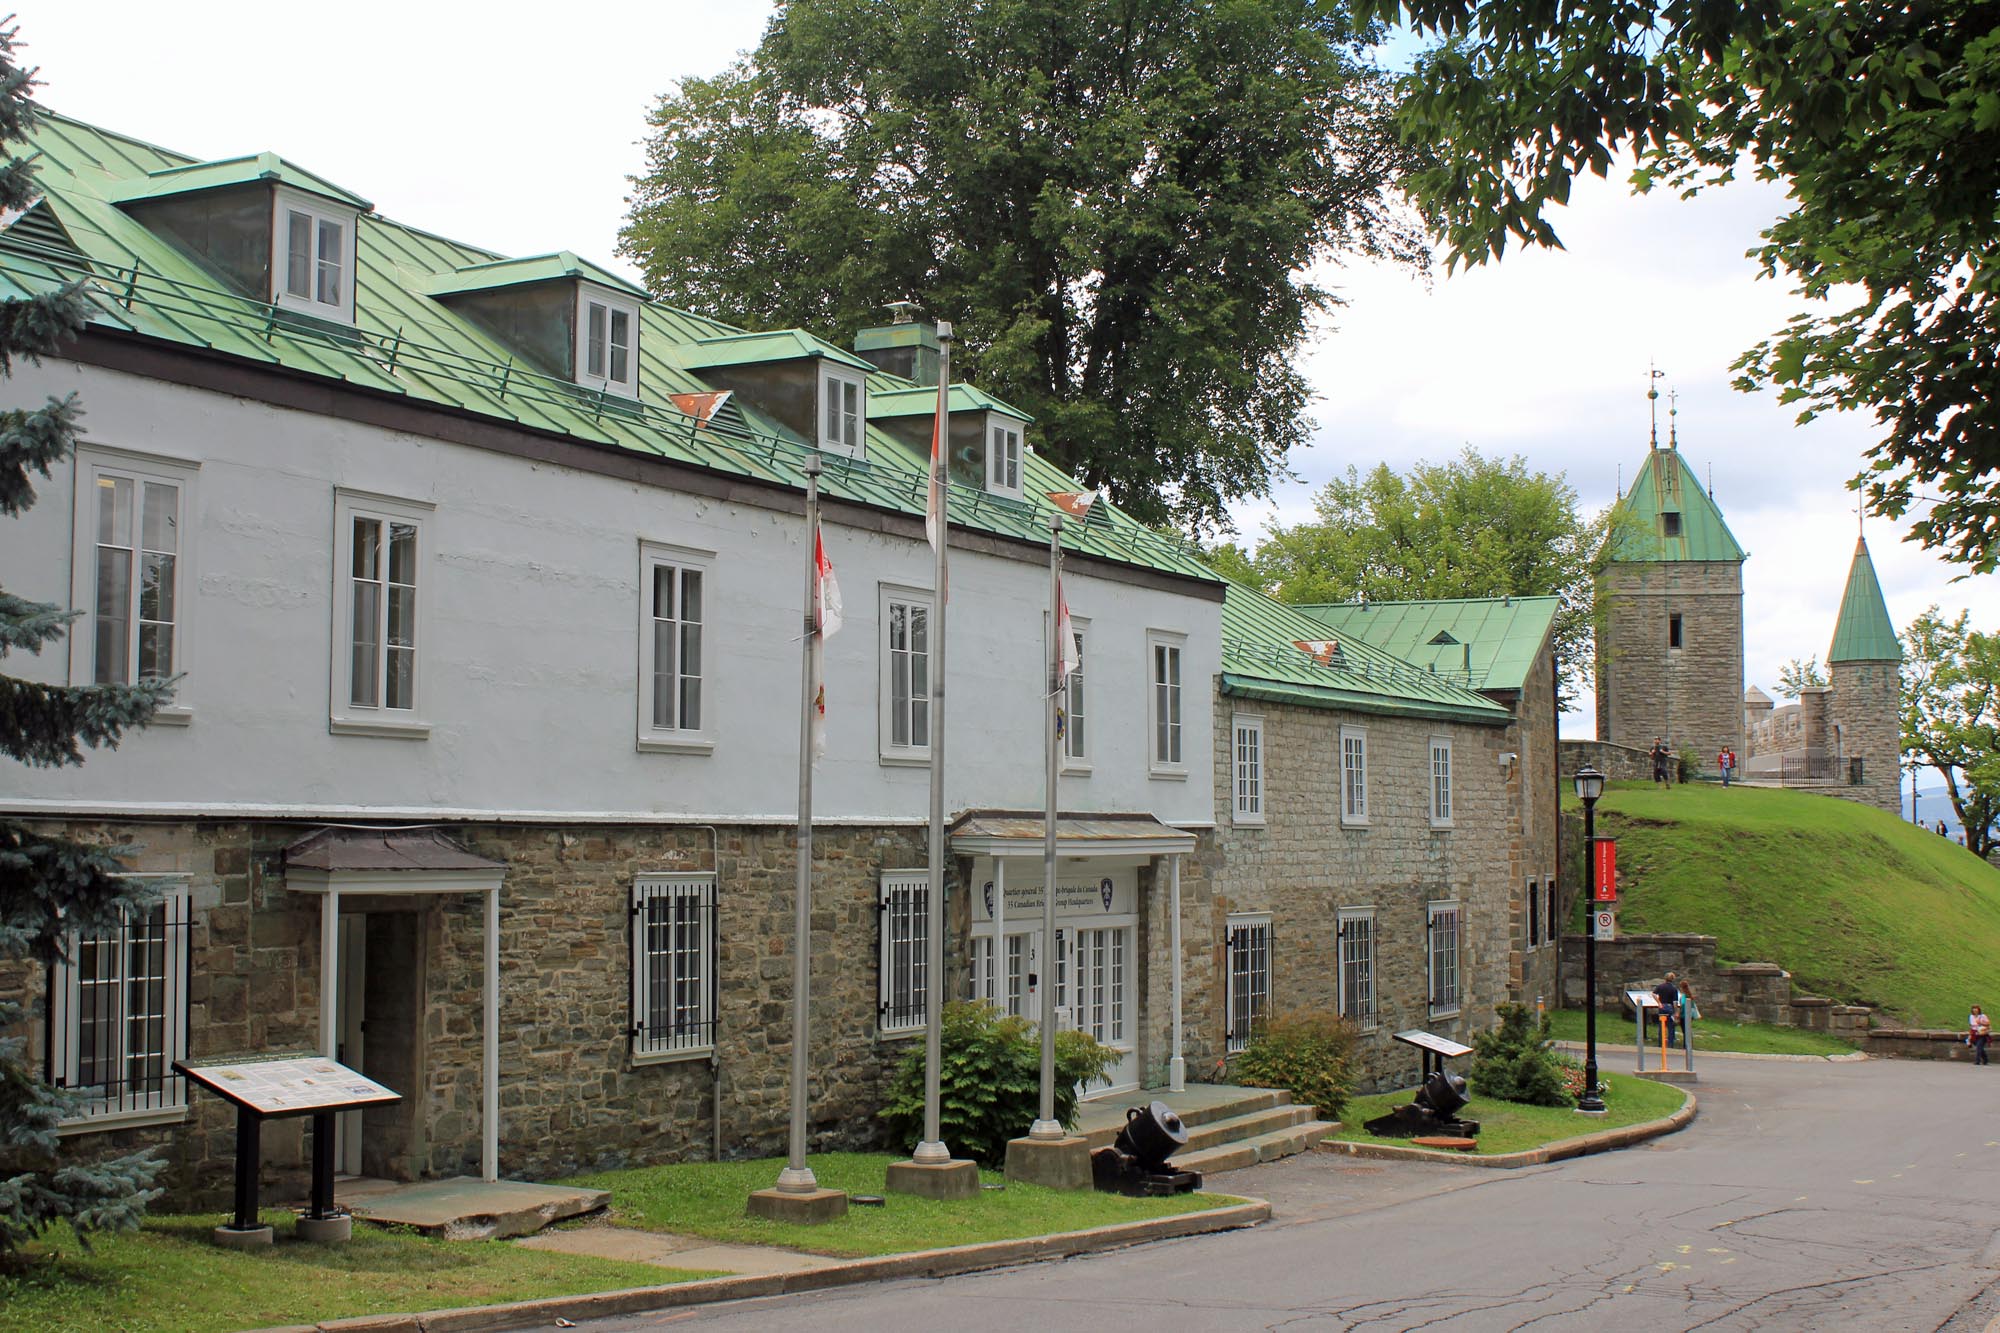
1574,764,1607,1115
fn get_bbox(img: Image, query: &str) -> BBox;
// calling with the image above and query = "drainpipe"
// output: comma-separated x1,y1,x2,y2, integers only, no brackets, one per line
1169,854,1185,1092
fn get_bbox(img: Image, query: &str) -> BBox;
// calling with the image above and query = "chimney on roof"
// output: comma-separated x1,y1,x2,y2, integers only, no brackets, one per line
854,301,944,385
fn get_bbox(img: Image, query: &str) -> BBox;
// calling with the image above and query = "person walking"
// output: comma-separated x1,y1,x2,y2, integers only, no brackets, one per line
1717,747,1736,787
1969,1005,1990,1066
1650,737,1671,786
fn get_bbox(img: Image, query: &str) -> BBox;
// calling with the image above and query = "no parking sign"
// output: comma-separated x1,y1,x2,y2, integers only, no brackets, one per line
1592,908,1616,941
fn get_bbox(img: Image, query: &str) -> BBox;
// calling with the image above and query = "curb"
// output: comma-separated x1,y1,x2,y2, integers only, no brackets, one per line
289,1196,1270,1333
1316,1090,1697,1170
1552,1039,1864,1064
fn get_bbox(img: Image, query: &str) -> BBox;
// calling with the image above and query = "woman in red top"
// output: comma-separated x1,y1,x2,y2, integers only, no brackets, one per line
1969,1005,1990,1066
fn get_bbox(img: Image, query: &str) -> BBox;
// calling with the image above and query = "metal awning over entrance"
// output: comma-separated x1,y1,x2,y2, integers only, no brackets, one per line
949,811,1196,859
285,828,507,1183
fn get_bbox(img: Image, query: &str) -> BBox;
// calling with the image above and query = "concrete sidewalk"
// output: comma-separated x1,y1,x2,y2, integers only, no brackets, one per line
518,1220,840,1277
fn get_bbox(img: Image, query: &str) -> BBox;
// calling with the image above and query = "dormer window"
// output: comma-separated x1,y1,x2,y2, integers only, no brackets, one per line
272,189,357,322
1661,511,1682,538
577,289,640,397
987,419,1023,497
819,365,866,458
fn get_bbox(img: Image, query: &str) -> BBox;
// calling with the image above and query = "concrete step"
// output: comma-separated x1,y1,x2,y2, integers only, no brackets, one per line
1078,1087,1291,1151
1173,1120,1337,1176
1179,1104,1320,1154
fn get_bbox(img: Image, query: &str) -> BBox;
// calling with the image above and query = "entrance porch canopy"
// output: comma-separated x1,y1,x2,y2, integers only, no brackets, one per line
285,828,507,1183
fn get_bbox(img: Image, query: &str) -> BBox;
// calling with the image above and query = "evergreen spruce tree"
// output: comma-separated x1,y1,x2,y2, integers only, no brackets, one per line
0,23,175,1253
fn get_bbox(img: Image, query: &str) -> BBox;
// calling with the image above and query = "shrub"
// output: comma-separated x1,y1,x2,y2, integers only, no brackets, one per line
879,1000,1117,1167
1471,1003,1571,1106
1554,1053,1618,1105
1232,1010,1356,1120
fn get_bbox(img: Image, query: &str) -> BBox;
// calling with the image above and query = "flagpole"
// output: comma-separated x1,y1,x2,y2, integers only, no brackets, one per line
1031,511,1065,1140
915,324,953,1166
779,455,824,1195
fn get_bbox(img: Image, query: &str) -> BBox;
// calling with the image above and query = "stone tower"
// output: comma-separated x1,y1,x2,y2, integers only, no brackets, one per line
1595,438,1746,764
1826,535,1902,812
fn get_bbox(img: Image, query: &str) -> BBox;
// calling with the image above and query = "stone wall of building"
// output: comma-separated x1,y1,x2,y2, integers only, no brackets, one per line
1595,560,1744,764
1206,696,1516,1094
1510,644,1564,1012
1829,659,1902,814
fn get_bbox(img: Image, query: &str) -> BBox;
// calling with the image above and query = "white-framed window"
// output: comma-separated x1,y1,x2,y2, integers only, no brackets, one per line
1149,631,1186,776
630,873,717,1062
331,489,433,738
1527,878,1541,951
819,365,867,457
987,418,1023,497
577,287,640,397
637,543,713,753
1337,907,1375,1028
49,881,191,1129
1225,913,1271,1054
879,586,932,762
1232,713,1264,824
1429,736,1454,828
69,448,196,722
273,189,357,322
1062,617,1089,769
1428,899,1463,1016
971,931,1027,1017
879,870,929,1034
1340,724,1369,825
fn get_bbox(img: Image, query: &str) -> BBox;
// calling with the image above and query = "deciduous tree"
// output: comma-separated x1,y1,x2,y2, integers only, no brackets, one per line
1901,608,2000,859
1356,1,2000,570
1776,656,1828,699
622,0,1426,532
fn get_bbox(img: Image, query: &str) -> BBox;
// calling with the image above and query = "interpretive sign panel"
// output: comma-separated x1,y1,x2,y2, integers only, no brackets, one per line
1393,1030,1473,1059
177,1056,397,1118
1625,989,1661,1011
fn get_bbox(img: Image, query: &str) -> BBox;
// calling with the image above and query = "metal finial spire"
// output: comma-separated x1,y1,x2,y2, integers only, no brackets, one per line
1647,362,1665,449
1668,388,1679,450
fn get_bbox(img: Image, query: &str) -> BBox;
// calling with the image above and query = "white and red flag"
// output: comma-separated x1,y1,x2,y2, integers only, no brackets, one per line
925,375,949,556
667,390,732,427
1045,489,1102,520
810,525,843,762
1055,579,1080,680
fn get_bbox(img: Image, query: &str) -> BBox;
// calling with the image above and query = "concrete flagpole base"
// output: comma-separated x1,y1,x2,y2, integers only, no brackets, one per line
295,1213,352,1243
886,1157,982,1199
746,1186,850,1223
212,1224,274,1249
1004,1134,1093,1190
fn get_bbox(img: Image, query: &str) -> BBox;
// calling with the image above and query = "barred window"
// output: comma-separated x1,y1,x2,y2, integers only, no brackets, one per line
1337,908,1375,1027
879,871,929,1033
1225,914,1272,1054
1428,900,1463,1015
1528,878,1542,950
49,882,191,1124
630,874,717,1061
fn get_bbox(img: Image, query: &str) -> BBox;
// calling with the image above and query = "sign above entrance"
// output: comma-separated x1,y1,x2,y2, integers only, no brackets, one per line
971,860,1136,922
176,1055,399,1119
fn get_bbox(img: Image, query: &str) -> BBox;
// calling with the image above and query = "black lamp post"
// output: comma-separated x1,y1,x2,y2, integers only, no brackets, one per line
1574,764,1607,1114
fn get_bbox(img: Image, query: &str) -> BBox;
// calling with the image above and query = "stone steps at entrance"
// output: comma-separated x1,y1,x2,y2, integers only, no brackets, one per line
1073,1084,1333,1174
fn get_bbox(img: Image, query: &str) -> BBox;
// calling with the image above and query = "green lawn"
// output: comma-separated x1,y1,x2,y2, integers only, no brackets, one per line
563,1152,1240,1258
0,1212,710,1333
1543,1007,1857,1056
1566,781,2000,1026
1329,1076,1688,1156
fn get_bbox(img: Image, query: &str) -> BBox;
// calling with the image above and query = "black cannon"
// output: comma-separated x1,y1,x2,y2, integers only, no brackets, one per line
1091,1100,1204,1196
1362,1070,1481,1139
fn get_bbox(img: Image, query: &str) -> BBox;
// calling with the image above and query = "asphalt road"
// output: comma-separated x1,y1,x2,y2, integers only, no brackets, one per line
558,1057,2000,1332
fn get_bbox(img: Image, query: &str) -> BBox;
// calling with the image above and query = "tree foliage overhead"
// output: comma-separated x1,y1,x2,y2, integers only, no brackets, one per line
621,0,1427,533
1357,0,2000,571
1901,607,2000,860
0,23,173,1253
1776,655,1828,700
1222,449,1608,706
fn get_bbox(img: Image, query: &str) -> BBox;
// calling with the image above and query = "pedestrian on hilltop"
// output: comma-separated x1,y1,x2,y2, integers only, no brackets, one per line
1970,1006,1990,1066
1650,737,1671,786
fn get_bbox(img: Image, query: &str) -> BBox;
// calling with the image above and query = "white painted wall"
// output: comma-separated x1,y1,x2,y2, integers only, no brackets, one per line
0,360,1219,825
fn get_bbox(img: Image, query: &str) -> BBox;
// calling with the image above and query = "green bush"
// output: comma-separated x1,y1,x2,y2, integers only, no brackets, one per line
1471,1003,1571,1106
879,1000,1117,1167
1231,1010,1356,1120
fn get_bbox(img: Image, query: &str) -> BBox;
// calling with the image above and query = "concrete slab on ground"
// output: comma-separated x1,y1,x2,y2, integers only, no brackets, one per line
339,1176,607,1240
519,1223,840,1276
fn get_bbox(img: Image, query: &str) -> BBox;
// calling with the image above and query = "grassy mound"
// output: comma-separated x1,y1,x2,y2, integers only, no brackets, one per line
1571,781,2000,1026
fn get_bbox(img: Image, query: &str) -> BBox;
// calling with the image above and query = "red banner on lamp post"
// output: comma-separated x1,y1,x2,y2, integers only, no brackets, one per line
1592,837,1618,901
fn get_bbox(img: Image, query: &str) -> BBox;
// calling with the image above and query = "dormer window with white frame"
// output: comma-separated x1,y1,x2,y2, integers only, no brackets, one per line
577,288,641,398
273,189,357,323
987,417,1024,498
819,365,867,458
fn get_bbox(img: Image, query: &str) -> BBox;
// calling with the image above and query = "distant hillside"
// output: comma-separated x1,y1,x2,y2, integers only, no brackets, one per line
1575,782,2000,1027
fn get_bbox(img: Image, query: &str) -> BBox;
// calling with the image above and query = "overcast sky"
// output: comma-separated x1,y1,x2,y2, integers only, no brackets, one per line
25,2,1997,739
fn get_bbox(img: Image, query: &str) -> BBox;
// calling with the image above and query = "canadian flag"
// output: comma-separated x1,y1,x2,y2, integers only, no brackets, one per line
667,390,732,427
925,375,948,557
1055,578,1080,680
1046,489,1102,520
811,525,842,763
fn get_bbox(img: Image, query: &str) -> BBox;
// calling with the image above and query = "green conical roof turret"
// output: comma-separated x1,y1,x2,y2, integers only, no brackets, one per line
1829,536,1901,662
1606,444,1746,563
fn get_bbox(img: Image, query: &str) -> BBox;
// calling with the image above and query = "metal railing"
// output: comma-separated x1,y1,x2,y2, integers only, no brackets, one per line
45,901,192,1121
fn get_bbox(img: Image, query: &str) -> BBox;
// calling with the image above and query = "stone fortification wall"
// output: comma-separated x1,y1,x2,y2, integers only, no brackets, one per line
1829,659,1902,814
1595,560,1744,763
1557,932,1870,1036
1557,739,1656,784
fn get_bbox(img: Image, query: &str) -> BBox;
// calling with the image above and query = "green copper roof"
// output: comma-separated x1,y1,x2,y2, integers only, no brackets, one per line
1221,582,1511,723
869,383,1033,424
674,329,875,373
3,110,1215,587
1608,446,1746,563
1829,537,1902,662
106,150,371,210
423,251,648,300
1296,596,1560,693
